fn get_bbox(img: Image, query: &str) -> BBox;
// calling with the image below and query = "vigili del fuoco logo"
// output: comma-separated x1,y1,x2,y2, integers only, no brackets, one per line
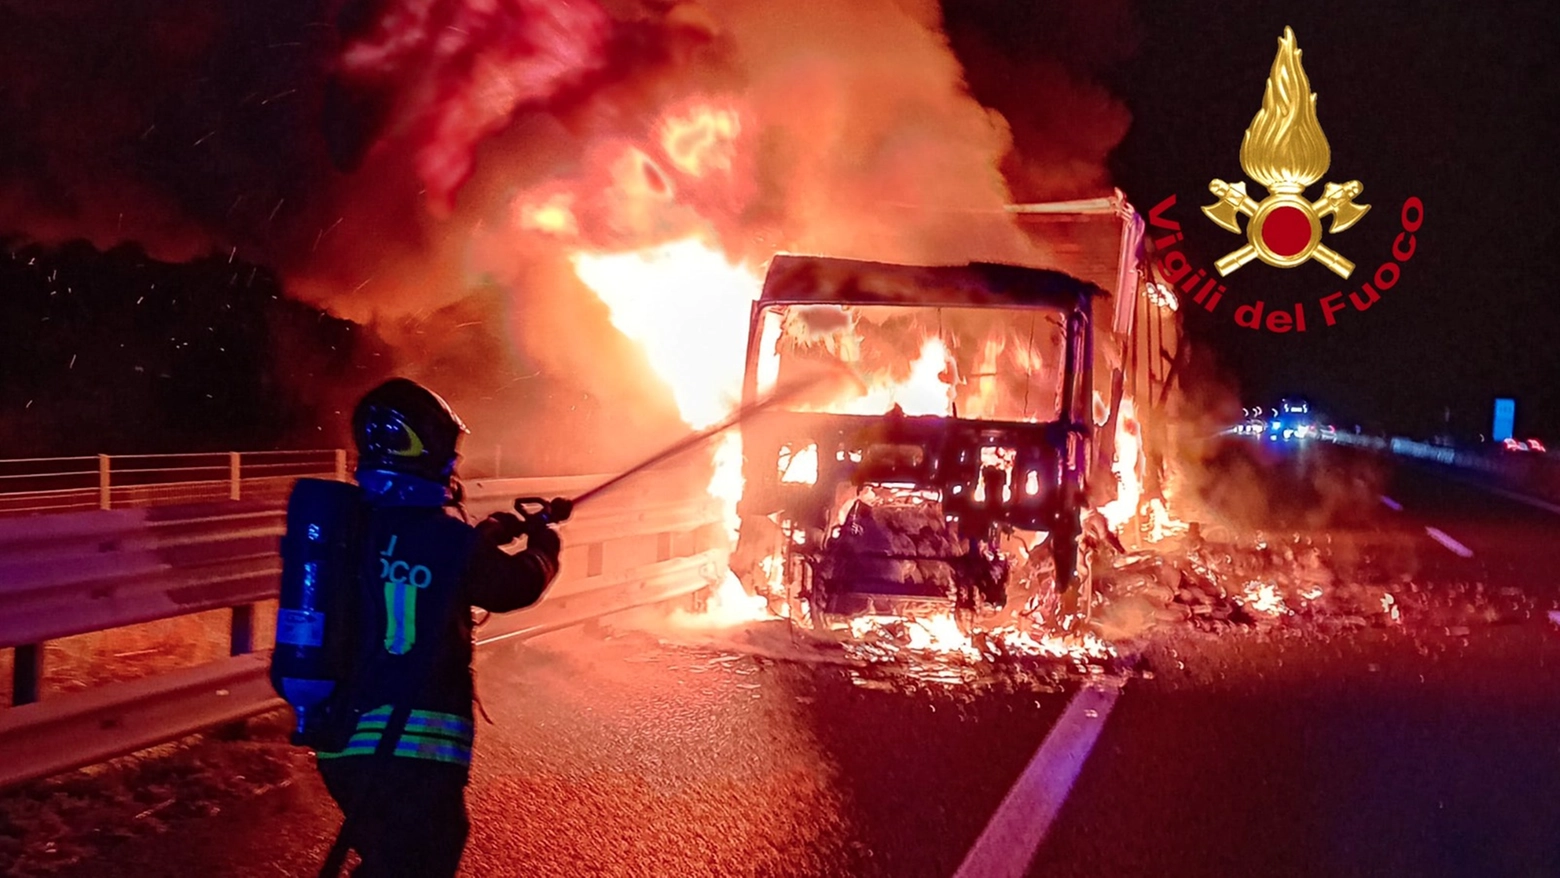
1146,27,1424,333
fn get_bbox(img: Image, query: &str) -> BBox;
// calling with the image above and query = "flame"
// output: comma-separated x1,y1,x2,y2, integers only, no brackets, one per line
1143,497,1188,543
1099,397,1142,531
1240,27,1331,193
779,443,819,485
963,336,1006,419
659,103,742,177
904,613,970,652
554,101,769,622
570,235,761,545
1145,281,1179,312
832,337,955,416
709,432,745,540
1242,581,1289,616
570,236,762,430
667,569,772,628
847,612,1116,663
516,192,578,236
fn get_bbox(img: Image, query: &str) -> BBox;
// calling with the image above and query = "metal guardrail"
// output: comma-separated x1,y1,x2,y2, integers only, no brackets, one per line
1360,434,1560,506
0,450,347,517
0,468,727,789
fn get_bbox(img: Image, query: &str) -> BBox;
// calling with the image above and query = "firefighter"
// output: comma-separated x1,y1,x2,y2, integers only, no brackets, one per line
315,378,560,877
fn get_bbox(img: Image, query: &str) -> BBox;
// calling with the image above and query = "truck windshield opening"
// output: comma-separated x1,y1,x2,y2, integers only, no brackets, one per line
752,303,1069,423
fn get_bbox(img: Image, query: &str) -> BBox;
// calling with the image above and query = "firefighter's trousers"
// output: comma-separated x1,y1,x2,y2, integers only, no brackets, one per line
319,757,470,877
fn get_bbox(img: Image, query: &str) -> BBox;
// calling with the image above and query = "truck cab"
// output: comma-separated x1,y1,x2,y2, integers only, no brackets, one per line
730,255,1106,630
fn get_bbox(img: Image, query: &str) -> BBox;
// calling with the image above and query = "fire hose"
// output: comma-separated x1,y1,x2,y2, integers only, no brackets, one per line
503,365,861,529
319,368,860,876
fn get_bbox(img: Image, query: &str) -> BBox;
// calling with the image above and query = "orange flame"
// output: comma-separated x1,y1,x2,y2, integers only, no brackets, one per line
659,103,742,177
570,236,762,430
516,192,578,236
1099,397,1142,530
570,234,762,543
846,337,956,416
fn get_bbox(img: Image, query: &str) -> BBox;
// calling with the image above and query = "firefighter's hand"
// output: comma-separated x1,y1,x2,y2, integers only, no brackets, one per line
546,497,573,523
525,522,561,560
477,512,526,545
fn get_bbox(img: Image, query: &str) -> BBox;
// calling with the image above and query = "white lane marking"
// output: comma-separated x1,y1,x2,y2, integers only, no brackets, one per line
1379,495,1403,511
1424,526,1475,558
953,684,1120,878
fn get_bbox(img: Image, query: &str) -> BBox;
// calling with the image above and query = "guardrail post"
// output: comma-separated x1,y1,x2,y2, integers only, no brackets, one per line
335,449,347,482
230,605,254,656
229,452,242,501
12,644,42,706
98,454,111,510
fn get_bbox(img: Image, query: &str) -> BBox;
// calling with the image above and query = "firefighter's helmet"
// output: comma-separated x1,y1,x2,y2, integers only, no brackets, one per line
351,378,468,483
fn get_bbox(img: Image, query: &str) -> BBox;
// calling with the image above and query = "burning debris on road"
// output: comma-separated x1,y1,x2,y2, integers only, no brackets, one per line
1095,529,1405,636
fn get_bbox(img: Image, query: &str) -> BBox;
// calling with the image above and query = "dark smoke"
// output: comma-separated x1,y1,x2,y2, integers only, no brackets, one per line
0,0,1145,465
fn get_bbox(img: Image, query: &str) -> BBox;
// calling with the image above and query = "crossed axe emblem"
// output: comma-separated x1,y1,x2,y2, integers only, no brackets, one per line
1203,178,1370,279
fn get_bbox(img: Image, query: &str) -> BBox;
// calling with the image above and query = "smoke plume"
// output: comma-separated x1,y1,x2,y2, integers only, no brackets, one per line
0,0,1138,468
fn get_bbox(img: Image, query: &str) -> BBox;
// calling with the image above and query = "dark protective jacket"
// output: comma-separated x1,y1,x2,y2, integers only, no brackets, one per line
315,475,557,770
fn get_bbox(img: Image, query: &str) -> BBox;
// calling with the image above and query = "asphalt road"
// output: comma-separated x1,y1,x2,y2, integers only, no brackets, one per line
30,442,1560,878
1036,447,1560,877
46,627,1087,877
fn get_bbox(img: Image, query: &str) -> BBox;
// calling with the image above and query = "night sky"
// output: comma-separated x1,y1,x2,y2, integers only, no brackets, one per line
1105,1,1560,439
1,1,1556,453
949,0,1560,439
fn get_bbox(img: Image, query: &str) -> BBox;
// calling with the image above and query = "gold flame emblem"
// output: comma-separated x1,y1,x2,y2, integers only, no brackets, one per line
1203,27,1369,278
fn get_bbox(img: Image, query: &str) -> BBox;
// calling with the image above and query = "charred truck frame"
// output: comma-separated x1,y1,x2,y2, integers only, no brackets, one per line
730,193,1171,631
733,257,1097,626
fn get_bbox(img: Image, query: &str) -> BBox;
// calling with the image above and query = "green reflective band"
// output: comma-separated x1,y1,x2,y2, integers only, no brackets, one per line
406,710,473,740
383,581,418,655
317,745,377,760
400,730,472,749
393,735,472,765
399,729,470,750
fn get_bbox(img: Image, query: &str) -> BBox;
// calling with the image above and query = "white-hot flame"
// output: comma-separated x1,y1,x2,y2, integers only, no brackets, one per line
779,443,819,485
667,570,771,628
570,236,762,541
1242,581,1289,616
1099,397,1142,531
570,236,762,430
829,337,954,416
848,611,1115,663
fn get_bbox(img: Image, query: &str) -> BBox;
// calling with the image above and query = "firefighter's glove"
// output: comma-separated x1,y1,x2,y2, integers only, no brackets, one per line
525,522,561,560
477,511,526,545
546,497,574,523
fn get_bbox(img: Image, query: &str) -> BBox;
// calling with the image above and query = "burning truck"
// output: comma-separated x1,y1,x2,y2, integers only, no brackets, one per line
729,193,1178,636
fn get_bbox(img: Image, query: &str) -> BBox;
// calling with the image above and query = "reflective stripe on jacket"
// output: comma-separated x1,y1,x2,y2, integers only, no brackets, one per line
316,705,475,766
